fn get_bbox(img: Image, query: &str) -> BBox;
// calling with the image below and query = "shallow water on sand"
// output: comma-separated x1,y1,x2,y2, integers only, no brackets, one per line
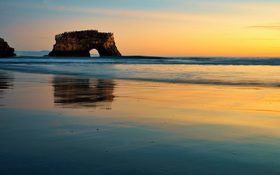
1,67,280,174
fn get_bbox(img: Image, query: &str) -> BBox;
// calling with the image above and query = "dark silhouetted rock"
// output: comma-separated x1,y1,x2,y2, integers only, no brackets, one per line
0,38,15,57
49,30,121,57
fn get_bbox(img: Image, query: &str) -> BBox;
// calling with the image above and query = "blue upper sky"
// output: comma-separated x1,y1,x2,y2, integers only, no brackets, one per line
1,0,279,21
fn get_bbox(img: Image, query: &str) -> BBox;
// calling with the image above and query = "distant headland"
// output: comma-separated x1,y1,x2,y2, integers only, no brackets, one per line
0,38,15,57
48,30,121,57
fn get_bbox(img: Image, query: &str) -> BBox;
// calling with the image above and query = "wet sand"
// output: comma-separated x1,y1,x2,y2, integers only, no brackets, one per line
1,70,280,174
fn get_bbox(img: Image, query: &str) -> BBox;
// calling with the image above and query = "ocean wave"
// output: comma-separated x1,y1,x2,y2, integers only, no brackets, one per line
1,61,280,88
0,56,280,65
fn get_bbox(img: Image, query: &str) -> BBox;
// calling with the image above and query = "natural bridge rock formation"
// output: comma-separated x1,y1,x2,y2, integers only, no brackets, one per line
49,30,121,57
0,38,15,58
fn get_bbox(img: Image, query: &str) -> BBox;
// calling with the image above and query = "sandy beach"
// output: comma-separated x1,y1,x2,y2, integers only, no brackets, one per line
1,64,280,174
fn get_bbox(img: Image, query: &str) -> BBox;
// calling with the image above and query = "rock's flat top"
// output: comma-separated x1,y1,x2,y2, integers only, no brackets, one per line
49,30,121,57
0,38,15,58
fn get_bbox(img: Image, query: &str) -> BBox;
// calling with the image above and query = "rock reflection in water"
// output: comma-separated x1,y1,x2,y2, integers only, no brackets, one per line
0,71,13,96
52,76,115,109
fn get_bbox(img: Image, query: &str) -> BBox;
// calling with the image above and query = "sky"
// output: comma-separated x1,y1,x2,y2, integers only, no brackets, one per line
1,0,280,56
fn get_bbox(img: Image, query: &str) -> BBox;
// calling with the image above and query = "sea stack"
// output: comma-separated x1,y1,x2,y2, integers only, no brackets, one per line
0,38,15,58
48,30,121,57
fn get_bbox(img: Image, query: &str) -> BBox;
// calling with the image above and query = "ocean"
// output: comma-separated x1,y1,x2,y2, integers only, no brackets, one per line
1,56,280,87
0,56,280,174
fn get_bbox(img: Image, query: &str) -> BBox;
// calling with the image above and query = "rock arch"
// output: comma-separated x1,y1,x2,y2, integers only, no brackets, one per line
48,30,121,57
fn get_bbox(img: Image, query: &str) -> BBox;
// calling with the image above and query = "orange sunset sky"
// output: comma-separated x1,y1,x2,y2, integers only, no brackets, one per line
1,0,280,56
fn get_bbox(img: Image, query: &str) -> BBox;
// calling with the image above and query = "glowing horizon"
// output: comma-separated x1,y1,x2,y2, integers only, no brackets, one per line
1,0,280,56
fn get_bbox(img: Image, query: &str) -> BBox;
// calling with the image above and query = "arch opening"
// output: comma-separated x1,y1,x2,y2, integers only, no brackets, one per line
90,49,99,57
